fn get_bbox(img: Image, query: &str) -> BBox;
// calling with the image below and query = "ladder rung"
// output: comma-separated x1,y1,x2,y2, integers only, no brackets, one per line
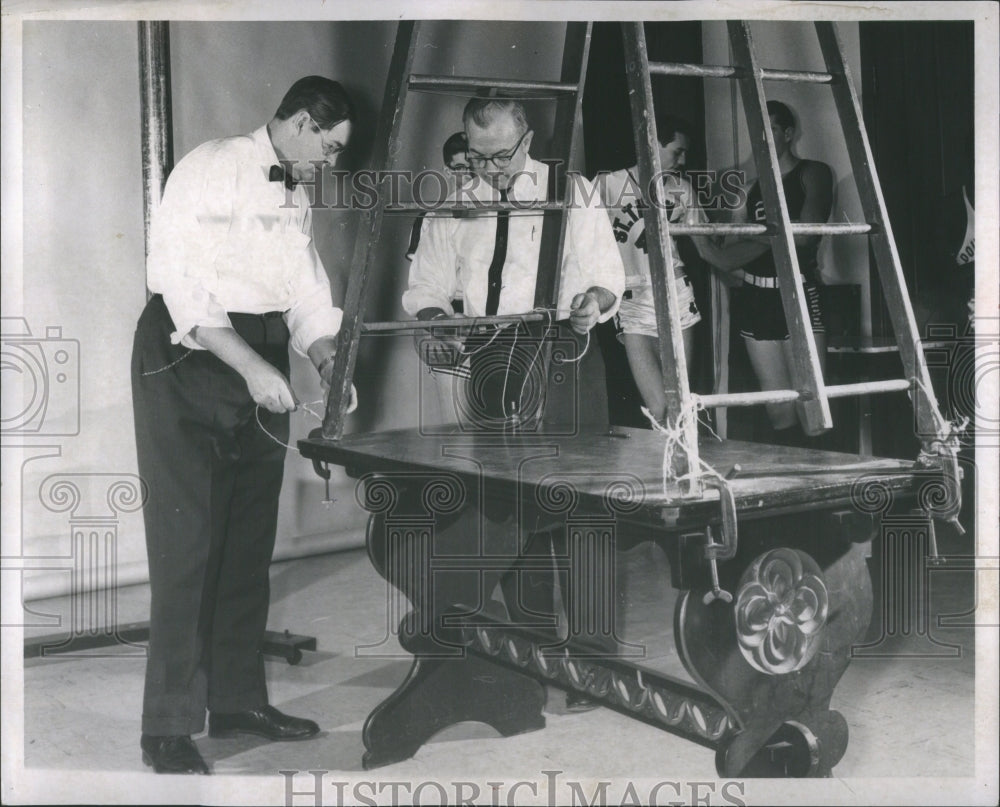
825,379,912,398
696,389,802,408
696,378,913,409
361,313,547,333
408,75,578,97
760,68,834,84
667,222,871,236
669,223,767,236
648,62,834,84
791,223,873,235
648,61,737,79
383,202,565,217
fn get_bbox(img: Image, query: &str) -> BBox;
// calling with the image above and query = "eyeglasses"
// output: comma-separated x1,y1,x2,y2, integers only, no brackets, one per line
308,117,348,159
467,129,531,169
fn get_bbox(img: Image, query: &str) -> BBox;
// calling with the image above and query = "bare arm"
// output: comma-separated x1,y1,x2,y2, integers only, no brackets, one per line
692,235,768,271
792,160,834,249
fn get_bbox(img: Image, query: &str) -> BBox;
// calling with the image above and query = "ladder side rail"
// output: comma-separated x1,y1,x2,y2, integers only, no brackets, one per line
728,20,832,434
322,21,420,439
529,23,591,430
814,21,948,442
622,22,699,491
533,22,592,314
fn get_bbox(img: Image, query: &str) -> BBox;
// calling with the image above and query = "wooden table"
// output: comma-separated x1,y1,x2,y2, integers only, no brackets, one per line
300,426,935,777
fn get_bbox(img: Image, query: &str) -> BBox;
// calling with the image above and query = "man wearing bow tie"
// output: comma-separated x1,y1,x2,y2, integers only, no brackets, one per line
131,76,355,774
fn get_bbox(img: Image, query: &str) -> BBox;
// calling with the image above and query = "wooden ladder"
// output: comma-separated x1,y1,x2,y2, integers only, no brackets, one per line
321,21,593,439
622,20,956,489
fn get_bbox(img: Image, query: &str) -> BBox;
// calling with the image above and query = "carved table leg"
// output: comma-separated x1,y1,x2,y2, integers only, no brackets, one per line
362,491,546,769
362,649,546,769
676,537,872,778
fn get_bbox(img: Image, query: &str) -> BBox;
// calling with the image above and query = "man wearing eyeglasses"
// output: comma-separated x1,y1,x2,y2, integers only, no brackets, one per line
399,98,625,711
403,97,625,430
132,76,356,775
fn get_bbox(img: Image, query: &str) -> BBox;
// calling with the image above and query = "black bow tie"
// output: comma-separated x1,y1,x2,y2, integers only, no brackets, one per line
269,164,298,190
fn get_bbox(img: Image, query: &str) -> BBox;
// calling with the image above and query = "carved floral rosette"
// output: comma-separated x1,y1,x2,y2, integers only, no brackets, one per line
733,547,829,675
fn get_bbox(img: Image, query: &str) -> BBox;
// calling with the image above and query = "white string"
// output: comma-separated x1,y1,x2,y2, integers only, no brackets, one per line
558,329,590,364
911,374,968,442
464,306,590,422
458,319,509,356
500,324,520,418
255,398,324,453
640,400,727,497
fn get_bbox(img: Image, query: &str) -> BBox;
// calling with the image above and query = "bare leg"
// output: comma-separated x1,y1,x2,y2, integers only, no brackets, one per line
682,325,695,374
743,337,797,430
624,334,666,422
623,331,695,423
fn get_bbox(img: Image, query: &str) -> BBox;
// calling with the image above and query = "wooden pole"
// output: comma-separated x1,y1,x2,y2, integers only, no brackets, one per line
138,21,173,270
728,20,832,435
622,23,700,495
321,21,419,440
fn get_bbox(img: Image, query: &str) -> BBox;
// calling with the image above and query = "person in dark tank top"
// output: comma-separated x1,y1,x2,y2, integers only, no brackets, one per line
702,100,834,446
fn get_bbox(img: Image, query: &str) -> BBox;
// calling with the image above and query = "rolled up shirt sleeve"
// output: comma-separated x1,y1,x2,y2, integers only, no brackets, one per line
562,175,626,322
401,214,458,317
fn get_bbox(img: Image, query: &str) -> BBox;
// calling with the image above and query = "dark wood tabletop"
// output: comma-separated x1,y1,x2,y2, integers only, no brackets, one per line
300,426,924,521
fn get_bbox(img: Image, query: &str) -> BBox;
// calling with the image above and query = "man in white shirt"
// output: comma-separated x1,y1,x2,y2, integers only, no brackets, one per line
403,98,625,430
598,115,719,425
131,76,355,774
398,99,625,709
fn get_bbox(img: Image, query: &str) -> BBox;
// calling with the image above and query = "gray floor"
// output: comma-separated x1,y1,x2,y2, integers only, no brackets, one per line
21,536,977,785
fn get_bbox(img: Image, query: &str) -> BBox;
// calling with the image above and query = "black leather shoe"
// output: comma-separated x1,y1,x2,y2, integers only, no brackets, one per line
140,734,210,774
208,705,320,741
566,690,599,712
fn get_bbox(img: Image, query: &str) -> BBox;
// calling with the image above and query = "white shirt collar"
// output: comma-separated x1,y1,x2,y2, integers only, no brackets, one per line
252,124,281,167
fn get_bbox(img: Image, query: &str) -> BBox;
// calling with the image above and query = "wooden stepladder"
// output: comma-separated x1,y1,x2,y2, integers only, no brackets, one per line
622,21,959,503
320,20,960,518
321,22,593,439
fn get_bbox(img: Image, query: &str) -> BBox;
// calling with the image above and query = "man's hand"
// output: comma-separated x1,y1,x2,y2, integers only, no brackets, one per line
413,309,466,368
192,325,297,413
718,267,746,288
311,343,358,414
319,376,358,414
569,291,602,335
244,362,298,413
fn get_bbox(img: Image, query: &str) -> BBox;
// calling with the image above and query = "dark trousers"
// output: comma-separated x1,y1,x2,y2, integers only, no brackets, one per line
131,296,290,736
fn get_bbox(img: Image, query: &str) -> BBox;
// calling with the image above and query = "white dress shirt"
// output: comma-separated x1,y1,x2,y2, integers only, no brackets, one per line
147,125,342,356
600,167,707,288
402,156,625,322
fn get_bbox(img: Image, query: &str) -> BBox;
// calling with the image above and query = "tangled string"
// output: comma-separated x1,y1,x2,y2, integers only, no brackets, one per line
734,548,829,675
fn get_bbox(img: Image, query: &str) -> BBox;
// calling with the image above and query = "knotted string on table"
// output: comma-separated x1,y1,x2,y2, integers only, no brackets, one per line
640,399,726,496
